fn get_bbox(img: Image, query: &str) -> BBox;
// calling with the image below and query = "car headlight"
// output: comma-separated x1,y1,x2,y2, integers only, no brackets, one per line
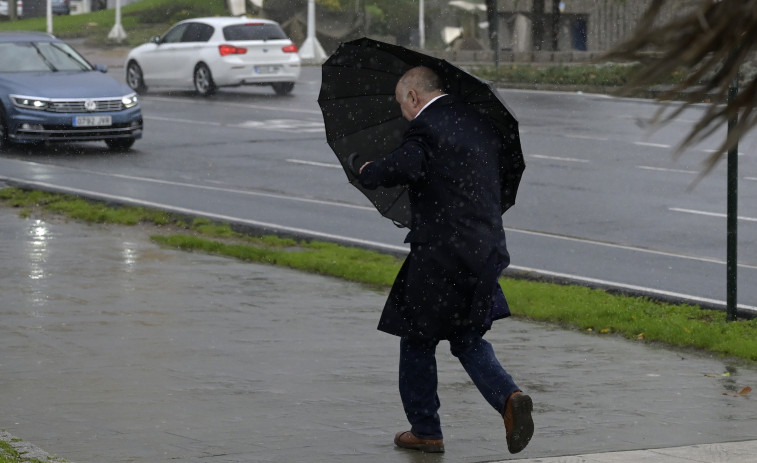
11,95,50,111
122,93,138,108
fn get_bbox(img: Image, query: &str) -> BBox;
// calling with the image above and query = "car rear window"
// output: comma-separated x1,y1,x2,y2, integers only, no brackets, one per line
223,23,288,41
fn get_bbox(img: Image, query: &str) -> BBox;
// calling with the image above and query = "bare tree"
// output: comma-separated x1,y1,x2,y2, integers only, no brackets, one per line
550,0,560,51
604,0,757,173
485,0,498,52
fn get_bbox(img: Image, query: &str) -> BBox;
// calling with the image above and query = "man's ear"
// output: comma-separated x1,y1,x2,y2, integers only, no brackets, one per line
408,89,419,107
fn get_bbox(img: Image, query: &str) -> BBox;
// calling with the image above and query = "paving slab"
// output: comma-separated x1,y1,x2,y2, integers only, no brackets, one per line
0,207,756,463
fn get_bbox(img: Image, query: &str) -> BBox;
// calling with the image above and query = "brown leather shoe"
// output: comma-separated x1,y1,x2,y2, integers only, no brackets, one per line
503,391,534,454
394,430,445,453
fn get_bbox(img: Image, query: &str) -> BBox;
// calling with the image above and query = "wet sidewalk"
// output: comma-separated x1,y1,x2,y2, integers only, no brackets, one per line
1,207,756,463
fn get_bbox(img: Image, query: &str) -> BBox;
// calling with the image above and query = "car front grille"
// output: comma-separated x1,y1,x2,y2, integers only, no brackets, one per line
47,99,125,113
13,120,144,142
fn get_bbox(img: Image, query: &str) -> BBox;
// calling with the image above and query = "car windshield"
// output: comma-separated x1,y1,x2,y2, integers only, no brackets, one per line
0,41,93,73
223,23,287,41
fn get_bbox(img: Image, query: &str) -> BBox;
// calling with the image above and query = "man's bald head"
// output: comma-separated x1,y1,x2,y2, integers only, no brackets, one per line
395,66,445,120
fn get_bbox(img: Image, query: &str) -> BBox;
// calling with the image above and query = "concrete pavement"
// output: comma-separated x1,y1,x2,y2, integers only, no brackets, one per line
1,202,756,463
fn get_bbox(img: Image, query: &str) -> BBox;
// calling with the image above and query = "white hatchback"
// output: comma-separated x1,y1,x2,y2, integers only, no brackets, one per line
125,17,301,96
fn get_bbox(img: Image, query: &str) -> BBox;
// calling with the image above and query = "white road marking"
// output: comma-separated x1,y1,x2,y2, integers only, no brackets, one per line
144,115,222,126
669,207,757,223
701,148,745,156
145,96,322,115
637,165,698,175
507,264,757,313
561,134,609,141
634,141,671,149
24,168,374,211
233,119,324,132
505,227,757,269
286,159,341,168
0,176,395,251
145,116,325,133
528,154,589,163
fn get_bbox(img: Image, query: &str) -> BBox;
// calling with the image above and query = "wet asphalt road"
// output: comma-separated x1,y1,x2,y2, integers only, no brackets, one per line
1,207,756,463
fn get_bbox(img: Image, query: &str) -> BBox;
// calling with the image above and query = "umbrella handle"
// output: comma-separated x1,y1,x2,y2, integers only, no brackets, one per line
347,152,361,176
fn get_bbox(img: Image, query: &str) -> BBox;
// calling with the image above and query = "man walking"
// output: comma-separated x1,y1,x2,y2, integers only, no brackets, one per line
356,66,533,454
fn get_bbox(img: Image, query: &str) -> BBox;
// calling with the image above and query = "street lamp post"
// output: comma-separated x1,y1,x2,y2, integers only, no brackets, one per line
108,0,128,44
726,73,739,321
299,0,327,63
47,0,53,34
419,0,425,49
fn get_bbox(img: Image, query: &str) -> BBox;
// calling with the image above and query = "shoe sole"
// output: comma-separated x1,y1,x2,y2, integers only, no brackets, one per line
394,434,445,453
507,394,534,454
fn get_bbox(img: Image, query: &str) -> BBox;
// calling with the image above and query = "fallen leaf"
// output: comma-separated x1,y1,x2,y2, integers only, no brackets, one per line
637,333,645,340
722,386,752,397
600,328,611,334
722,372,731,377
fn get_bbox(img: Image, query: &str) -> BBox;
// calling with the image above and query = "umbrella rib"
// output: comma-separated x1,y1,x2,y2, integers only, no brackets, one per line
326,115,405,141
318,92,396,103
378,188,408,218
323,63,405,77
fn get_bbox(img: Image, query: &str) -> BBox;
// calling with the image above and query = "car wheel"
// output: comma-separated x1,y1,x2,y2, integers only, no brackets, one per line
105,138,136,151
126,61,148,94
194,63,216,96
272,82,295,96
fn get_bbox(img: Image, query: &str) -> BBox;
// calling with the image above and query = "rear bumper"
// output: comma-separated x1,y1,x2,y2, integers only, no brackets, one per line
213,59,301,87
7,106,143,143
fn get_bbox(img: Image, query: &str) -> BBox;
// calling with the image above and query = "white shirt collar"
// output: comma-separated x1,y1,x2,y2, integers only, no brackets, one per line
414,94,448,119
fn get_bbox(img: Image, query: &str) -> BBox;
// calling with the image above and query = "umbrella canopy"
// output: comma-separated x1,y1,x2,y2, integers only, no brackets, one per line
318,37,525,228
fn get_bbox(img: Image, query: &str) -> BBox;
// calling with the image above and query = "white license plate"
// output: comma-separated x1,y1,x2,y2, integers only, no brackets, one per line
254,65,279,75
74,116,112,127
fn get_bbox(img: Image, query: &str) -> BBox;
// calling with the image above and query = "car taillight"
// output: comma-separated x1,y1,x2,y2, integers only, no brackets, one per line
219,44,247,56
282,44,298,53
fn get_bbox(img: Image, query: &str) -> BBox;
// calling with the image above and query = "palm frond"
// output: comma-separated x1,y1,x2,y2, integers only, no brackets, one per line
603,0,757,173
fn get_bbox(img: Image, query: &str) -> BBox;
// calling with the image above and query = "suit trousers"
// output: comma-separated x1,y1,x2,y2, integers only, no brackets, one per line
399,328,520,440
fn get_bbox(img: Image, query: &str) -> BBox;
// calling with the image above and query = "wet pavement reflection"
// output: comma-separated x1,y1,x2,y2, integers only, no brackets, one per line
0,208,755,463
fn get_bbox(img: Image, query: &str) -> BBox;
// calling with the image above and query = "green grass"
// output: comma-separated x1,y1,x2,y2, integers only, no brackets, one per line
2,186,757,362
0,0,229,47
471,63,688,90
0,438,55,463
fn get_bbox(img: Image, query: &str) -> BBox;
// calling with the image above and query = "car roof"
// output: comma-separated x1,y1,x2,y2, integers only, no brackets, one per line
176,16,281,27
0,31,59,43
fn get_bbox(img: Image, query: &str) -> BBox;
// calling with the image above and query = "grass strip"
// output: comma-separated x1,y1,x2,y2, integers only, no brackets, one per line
0,0,229,47
0,438,55,463
2,186,757,362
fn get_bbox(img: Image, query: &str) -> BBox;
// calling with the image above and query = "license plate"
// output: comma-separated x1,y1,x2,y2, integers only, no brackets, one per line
254,65,279,75
74,116,112,127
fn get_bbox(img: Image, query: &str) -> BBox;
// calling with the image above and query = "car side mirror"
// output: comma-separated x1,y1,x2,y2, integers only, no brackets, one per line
95,64,108,73
151,36,161,44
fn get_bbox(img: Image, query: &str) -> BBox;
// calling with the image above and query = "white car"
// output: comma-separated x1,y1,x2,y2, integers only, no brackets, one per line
0,1,23,17
125,17,301,96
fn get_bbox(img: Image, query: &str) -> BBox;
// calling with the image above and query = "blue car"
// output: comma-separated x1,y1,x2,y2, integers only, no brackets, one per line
52,0,71,15
0,31,143,151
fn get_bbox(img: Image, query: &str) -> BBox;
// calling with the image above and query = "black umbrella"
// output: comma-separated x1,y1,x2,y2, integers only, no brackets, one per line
317,37,525,228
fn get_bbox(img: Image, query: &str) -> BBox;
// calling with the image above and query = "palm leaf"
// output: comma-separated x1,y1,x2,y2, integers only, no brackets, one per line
603,0,757,174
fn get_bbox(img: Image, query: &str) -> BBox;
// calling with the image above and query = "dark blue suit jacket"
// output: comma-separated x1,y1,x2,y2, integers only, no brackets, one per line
358,95,511,341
